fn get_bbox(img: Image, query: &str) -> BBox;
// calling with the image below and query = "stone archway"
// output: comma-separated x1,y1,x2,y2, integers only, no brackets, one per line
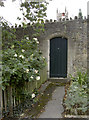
41,33,69,79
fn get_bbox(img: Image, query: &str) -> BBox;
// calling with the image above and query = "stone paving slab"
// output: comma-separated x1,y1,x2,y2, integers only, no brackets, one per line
38,86,65,118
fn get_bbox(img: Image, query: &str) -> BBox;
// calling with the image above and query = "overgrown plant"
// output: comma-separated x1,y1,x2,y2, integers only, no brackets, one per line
2,36,46,87
0,0,48,117
70,71,88,86
2,0,48,88
1,0,48,100
64,71,89,115
18,1,48,35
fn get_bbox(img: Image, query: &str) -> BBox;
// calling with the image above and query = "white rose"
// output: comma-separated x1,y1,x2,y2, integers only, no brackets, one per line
14,54,17,57
34,70,38,73
19,55,24,59
22,49,25,52
31,54,33,56
36,76,40,81
19,55,22,57
26,37,29,40
33,38,38,41
30,76,33,79
26,69,29,73
22,56,24,59
32,93,35,98
36,41,39,44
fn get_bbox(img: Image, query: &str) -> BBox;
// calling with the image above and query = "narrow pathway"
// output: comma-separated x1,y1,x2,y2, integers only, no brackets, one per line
38,86,65,118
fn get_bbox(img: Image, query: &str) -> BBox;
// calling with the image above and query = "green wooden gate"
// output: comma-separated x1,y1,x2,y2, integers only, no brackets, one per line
50,37,67,77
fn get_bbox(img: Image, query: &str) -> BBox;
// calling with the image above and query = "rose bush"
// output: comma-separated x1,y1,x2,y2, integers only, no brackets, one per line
2,36,46,87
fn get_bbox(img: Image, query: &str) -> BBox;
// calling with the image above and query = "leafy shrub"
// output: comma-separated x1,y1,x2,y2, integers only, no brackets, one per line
2,36,46,87
64,71,89,115
70,71,88,86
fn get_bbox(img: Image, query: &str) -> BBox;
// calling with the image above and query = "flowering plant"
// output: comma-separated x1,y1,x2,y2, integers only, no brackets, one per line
2,36,46,87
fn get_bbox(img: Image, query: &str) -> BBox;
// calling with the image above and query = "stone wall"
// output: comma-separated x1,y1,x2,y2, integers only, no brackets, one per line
38,19,87,78
15,19,88,79
87,20,89,75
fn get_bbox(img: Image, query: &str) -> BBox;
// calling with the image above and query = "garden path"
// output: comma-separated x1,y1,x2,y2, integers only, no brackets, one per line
38,86,65,118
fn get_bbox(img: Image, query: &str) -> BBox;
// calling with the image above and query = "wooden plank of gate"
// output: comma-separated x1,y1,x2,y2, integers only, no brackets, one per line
0,87,3,120
8,86,13,117
0,21,2,120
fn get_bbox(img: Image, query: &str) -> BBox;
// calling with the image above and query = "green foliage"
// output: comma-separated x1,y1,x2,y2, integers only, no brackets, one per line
0,2,48,116
0,0,4,7
20,1,47,22
2,22,16,49
1,0,48,89
64,71,89,115
0,0,48,117
19,1,48,36
70,71,88,86
2,36,46,87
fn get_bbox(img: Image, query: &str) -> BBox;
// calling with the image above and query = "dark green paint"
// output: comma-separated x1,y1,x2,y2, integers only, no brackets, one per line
50,37,67,78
